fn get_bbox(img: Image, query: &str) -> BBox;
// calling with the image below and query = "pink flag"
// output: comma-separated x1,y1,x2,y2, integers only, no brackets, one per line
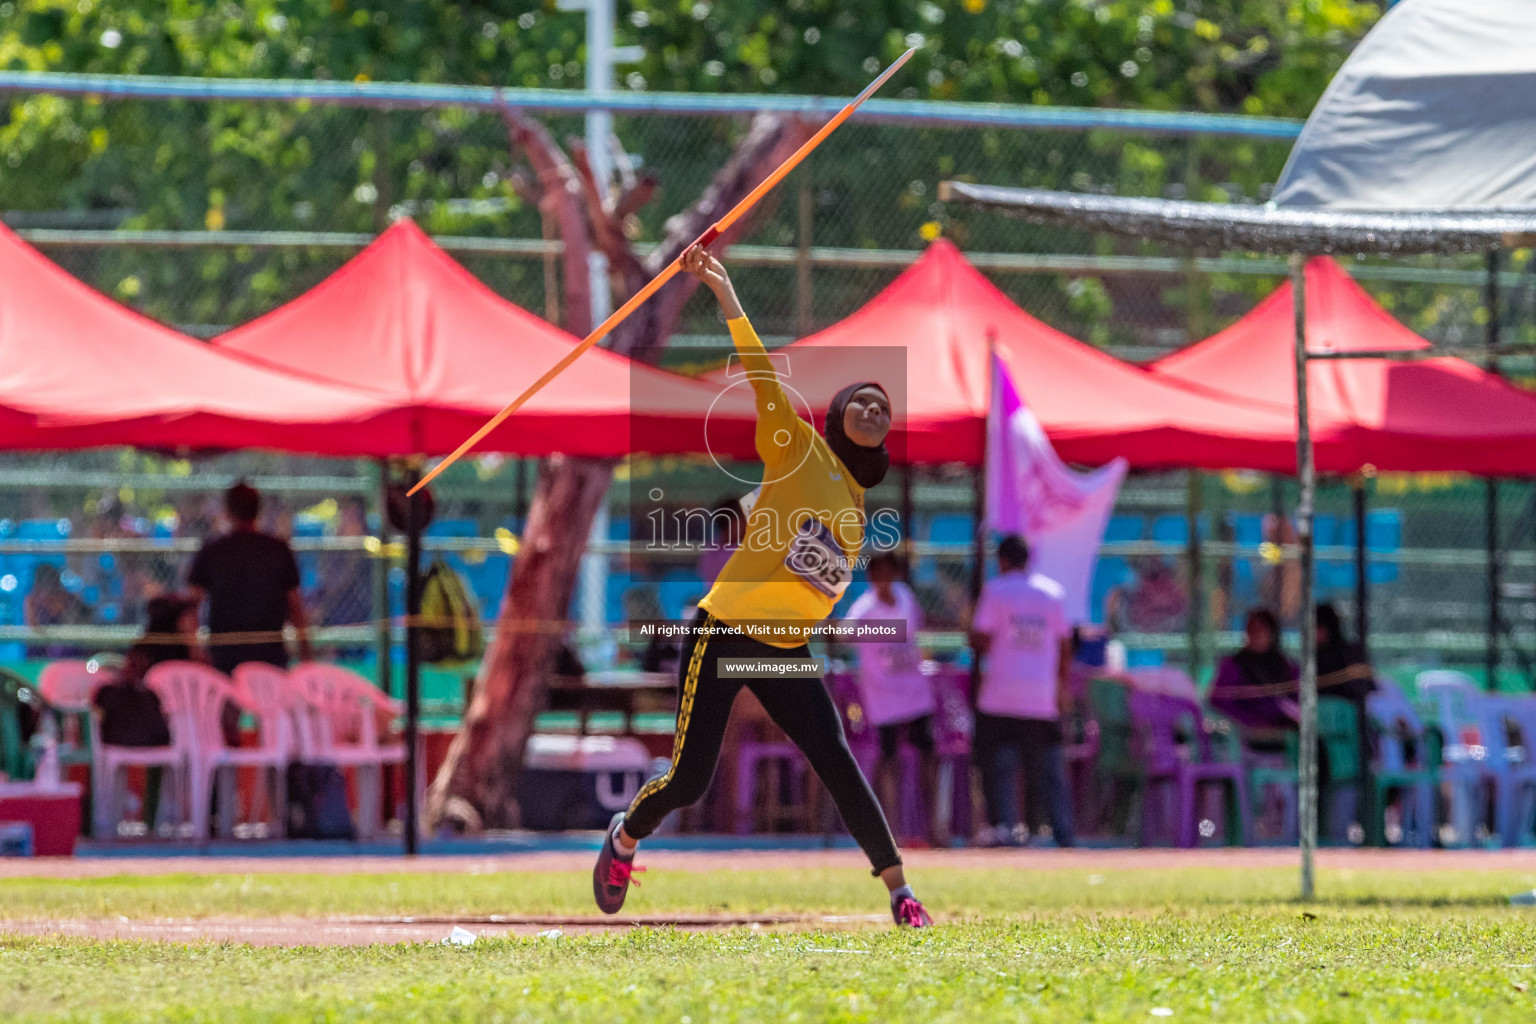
986,352,1128,623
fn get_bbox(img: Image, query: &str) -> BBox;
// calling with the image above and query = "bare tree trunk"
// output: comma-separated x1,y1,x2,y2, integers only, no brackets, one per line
426,455,614,829
427,113,811,832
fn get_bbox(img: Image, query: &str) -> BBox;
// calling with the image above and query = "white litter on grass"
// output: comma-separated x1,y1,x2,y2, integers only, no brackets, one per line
1088,875,1106,886
444,926,477,946
1150,1009,1173,1017
538,929,564,940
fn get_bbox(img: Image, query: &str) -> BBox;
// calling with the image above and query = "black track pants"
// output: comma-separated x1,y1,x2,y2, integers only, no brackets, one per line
624,610,902,875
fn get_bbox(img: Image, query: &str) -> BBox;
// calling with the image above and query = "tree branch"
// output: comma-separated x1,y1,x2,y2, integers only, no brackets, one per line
498,106,594,336
611,113,813,359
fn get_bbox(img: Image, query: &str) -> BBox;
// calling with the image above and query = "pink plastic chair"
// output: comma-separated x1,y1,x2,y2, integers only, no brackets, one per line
229,663,308,836
36,659,111,773
144,661,287,840
36,659,110,712
37,659,190,838
286,662,415,838
828,670,958,843
733,736,810,835
1129,691,1252,848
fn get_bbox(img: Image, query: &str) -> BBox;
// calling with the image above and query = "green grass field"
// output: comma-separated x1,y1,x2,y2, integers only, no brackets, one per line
5,865,1536,1023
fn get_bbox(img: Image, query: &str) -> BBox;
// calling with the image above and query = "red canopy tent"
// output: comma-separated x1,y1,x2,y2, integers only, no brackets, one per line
702,239,1297,470
1150,257,1536,476
214,219,746,459
0,223,409,454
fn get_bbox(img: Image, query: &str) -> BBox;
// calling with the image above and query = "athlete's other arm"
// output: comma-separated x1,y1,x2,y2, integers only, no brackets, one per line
681,244,808,467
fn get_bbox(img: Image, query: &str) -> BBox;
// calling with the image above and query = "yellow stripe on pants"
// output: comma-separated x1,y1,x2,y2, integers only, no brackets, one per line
627,614,713,814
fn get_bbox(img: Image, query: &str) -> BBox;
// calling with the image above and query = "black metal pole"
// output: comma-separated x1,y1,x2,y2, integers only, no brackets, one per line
375,459,393,704
1488,250,1502,689
901,463,916,582
403,471,424,856
970,466,986,604
969,340,994,704
1186,470,1203,680
1353,479,1369,653
1352,475,1378,846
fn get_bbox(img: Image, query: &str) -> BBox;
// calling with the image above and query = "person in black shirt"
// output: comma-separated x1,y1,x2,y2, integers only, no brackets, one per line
187,482,313,678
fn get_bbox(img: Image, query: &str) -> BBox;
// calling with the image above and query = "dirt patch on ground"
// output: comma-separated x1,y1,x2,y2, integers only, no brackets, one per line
5,847,1536,879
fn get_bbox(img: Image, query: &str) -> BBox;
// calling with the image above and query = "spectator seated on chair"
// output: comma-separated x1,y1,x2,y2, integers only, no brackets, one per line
92,595,199,826
1315,603,1375,704
1208,607,1299,753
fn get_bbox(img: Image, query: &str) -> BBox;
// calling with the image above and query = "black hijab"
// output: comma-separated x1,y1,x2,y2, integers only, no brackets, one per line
1315,603,1374,699
823,382,890,489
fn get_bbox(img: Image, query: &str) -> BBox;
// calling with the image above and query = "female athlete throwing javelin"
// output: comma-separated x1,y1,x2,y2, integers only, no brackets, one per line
593,244,932,928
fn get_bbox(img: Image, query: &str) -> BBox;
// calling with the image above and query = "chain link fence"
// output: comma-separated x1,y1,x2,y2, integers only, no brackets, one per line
3,93,1535,707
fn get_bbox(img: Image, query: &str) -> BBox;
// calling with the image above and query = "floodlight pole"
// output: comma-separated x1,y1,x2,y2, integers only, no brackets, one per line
1292,253,1318,901
556,0,639,640
555,0,643,333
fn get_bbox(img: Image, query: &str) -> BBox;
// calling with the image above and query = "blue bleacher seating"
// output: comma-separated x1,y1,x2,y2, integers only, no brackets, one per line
1227,512,1266,625
916,514,975,586
1367,509,1403,584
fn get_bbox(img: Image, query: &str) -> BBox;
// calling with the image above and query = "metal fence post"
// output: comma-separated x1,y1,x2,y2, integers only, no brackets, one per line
1292,253,1318,901
1487,249,1503,689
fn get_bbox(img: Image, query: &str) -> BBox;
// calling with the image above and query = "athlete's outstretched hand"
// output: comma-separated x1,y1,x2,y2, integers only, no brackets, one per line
681,243,745,319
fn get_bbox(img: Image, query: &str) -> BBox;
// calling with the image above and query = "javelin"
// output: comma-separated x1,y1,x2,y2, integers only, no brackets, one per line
410,48,916,495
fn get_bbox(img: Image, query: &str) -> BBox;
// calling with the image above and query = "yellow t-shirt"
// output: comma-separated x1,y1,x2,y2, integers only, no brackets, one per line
698,317,866,648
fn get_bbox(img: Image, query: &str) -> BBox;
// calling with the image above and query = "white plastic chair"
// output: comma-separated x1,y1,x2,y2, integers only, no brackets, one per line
36,659,110,712
286,662,417,838
228,663,308,837
146,661,285,840
35,660,111,830
46,658,191,839
1416,669,1513,846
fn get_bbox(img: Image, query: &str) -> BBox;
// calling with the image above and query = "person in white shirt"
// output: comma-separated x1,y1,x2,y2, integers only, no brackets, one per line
968,534,1075,848
844,553,940,844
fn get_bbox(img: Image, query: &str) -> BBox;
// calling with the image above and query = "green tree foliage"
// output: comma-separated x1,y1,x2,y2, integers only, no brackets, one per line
0,1,1382,337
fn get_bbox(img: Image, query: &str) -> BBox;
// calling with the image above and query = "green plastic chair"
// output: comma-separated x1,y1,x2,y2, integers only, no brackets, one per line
1225,720,1300,844
1317,696,1366,845
1088,677,1143,837
0,668,42,781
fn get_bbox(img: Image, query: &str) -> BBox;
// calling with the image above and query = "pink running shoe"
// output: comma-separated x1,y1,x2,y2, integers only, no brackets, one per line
893,896,934,928
593,813,646,914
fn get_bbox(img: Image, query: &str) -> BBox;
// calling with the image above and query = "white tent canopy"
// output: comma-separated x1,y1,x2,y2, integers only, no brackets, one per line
1273,0,1536,211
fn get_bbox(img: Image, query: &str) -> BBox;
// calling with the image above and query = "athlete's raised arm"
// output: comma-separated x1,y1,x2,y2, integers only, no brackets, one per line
682,244,808,467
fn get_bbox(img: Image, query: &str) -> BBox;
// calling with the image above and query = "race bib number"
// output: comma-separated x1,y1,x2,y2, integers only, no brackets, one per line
784,518,852,599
